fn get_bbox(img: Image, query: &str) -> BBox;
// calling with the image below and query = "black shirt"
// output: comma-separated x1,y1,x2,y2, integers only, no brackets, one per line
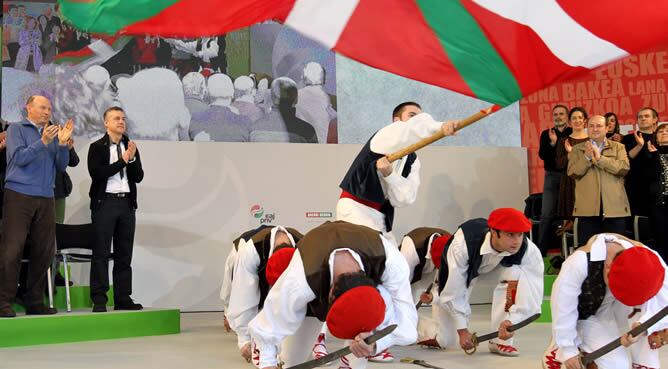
622,131,655,215
538,126,572,172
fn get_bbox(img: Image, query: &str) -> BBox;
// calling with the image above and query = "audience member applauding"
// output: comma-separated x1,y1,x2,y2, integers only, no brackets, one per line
568,115,630,245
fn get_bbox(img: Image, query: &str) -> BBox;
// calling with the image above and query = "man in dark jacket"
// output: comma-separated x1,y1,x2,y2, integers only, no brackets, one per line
537,104,571,254
88,106,144,312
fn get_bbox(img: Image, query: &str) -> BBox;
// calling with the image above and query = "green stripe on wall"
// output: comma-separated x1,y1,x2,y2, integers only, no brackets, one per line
416,0,522,106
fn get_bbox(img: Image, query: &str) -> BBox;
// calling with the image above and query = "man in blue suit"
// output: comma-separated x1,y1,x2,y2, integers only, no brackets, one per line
0,95,72,317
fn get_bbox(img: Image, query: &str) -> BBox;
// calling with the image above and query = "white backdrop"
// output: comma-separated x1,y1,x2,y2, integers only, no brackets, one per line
63,139,529,311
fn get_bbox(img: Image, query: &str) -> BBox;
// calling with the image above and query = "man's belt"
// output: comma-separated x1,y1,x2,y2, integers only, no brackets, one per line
105,192,130,198
340,191,382,211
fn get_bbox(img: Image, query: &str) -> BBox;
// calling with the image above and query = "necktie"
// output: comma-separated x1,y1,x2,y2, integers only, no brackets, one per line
116,143,124,179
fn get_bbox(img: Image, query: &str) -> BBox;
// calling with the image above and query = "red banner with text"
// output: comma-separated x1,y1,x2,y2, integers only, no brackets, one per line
520,47,668,193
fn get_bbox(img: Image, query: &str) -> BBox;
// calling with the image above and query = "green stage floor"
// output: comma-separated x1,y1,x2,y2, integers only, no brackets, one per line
0,308,180,348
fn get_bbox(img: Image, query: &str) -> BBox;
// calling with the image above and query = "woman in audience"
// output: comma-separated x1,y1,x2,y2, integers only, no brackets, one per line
647,123,668,261
605,112,622,142
556,107,589,232
14,17,43,72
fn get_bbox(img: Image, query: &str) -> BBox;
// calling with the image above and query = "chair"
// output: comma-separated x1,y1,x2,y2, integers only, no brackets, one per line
634,215,654,244
18,259,54,308
55,223,107,312
561,218,578,258
523,193,543,242
560,216,650,259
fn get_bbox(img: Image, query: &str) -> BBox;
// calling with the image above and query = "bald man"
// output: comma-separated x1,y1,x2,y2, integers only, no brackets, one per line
296,62,335,143
189,73,252,142
0,95,73,317
567,115,630,245
232,75,264,123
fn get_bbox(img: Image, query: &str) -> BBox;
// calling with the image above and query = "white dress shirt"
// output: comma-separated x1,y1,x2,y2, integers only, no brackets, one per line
370,112,443,209
226,226,297,349
400,233,439,282
336,113,442,233
439,229,544,330
400,233,439,303
106,142,130,193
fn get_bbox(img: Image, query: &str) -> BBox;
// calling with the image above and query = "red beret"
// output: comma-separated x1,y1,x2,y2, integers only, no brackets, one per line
430,233,451,269
326,286,385,339
609,247,665,306
265,247,296,286
488,208,531,233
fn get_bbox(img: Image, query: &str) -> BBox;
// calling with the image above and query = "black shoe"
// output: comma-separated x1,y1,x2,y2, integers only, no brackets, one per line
55,272,74,287
25,304,57,315
92,304,107,313
0,307,17,318
115,299,143,311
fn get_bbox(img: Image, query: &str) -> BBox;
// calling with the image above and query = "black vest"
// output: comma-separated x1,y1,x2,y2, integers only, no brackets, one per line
401,227,448,284
234,225,303,309
233,225,272,251
339,134,417,232
299,221,386,321
438,218,528,293
577,253,606,321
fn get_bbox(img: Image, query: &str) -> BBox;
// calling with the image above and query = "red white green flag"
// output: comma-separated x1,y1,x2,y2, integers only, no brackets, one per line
54,35,132,67
58,0,668,106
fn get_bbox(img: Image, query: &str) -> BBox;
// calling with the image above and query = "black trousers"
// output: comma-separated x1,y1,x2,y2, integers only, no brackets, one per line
649,198,668,262
90,197,136,304
0,189,55,309
577,216,627,246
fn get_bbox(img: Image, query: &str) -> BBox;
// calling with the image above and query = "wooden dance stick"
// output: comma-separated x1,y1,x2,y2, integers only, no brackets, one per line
386,104,501,163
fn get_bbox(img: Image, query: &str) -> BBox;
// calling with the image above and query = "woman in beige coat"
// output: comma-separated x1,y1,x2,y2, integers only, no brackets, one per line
567,115,630,246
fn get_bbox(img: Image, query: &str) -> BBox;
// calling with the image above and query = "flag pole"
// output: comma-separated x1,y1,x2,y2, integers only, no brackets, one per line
386,104,501,163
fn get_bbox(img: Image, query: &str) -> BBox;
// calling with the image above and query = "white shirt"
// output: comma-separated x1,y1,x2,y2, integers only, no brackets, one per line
400,233,439,282
551,233,668,361
400,233,440,303
336,113,442,233
106,142,130,193
248,234,417,368
371,112,443,209
226,226,297,349
439,229,544,329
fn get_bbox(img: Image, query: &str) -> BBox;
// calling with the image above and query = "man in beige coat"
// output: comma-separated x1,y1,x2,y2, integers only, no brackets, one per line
568,115,630,246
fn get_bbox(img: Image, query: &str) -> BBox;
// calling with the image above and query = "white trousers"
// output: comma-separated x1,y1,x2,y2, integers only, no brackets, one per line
280,286,398,369
335,198,397,246
554,299,661,369
412,276,439,342
279,317,370,369
219,247,237,313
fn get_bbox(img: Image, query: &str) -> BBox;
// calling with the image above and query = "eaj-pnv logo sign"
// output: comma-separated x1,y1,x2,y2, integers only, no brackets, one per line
250,204,264,219
250,204,275,224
